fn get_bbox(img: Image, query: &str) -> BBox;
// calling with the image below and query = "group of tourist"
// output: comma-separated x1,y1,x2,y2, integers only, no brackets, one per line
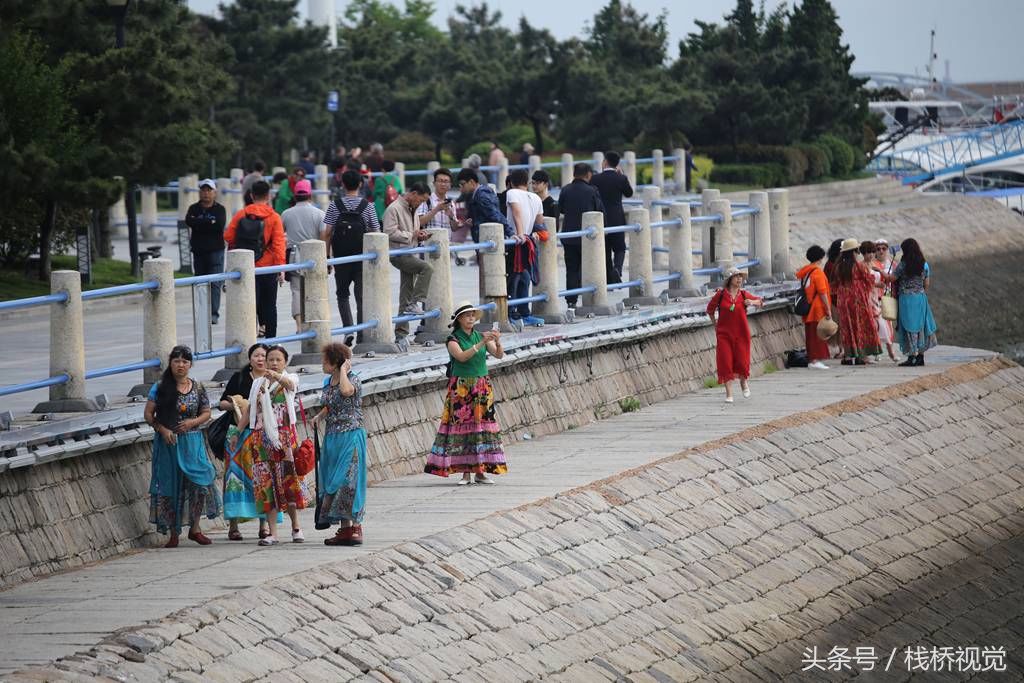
143,298,509,548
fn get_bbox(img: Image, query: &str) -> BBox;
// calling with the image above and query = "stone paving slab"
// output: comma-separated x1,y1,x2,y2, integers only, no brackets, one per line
0,345,1002,678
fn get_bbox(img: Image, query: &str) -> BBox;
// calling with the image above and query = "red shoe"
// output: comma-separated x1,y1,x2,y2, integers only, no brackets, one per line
324,525,363,546
188,531,212,546
164,534,179,549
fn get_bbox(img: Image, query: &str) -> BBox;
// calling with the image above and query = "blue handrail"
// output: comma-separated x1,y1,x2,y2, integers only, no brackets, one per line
650,219,682,229
691,214,722,224
0,292,69,312
81,281,159,300
508,293,549,306
556,228,596,240
449,243,484,254
0,374,70,397
327,252,378,266
557,286,598,297
175,271,243,287
392,308,442,324
254,260,315,276
330,320,379,337
730,208,759,218
195,345,244,361
604,223,642,235
388,245,439,257
263,330,318,345
607,279,644,291
651,273,681,283
85,358,161,380
693,266,723,275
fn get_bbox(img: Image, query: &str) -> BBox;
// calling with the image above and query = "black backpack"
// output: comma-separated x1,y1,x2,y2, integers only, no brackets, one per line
330,198,369,257
234,214,265,261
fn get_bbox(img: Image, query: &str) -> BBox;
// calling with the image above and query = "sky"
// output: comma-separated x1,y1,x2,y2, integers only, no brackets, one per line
187,0,1024,84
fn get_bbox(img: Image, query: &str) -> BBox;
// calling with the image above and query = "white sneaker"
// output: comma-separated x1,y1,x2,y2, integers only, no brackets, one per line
291,529,305,543
809,361,830,370
724,396,734,403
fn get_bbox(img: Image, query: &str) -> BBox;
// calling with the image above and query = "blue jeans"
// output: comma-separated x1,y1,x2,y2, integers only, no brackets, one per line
191,249,225,318
507,270,531,319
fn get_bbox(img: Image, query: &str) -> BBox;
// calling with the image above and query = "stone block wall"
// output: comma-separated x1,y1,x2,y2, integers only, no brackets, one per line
0,310,803,589
17,358,1024,682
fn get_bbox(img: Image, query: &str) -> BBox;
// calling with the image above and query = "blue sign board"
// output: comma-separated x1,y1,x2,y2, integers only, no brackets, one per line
327,91,339,112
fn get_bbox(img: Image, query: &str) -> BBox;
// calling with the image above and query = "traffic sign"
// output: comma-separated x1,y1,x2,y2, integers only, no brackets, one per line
327,90,339,112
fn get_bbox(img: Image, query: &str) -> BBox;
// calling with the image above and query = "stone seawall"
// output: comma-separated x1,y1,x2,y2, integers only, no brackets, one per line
15,357,1023,682
0,309,803,590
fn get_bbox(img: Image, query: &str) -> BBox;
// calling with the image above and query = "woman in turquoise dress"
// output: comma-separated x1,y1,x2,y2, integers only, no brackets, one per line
311,342,367,546
891,238,938,366
143,345,222,548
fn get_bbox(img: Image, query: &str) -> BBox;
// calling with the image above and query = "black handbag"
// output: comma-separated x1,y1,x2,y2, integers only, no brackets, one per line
206,411,232,461
790,271,813,316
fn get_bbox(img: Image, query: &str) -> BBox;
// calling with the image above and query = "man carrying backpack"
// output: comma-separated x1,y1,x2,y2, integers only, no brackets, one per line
321,170,381,346
225,180,286,338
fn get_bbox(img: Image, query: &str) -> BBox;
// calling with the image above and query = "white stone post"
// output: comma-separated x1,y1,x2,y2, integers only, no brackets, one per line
748,192,772,282
141,187,158,239
664,202,700,298
109,178,128,237
355,232,400,354
700,188,720,269
532,216,563,323
216,178,232,218
34,271,97,413
577,211,619,316
177,176,189,226
426,161,440,191
497,157,509,190
709,199,734,282
528,154,542,178
768,188,793,280
560,153,573,188
271,166,287,178
221,249,257,377
652,149,665,189
395,161,407,193
229,168,244,214
293,239,330,365
623,208,658,306
478,223,513,331
623,151,637,188
592,151,604,172
416,228,453,343
642,186,668,271
314,163,329,211
140,258,177,391
672,148,686,194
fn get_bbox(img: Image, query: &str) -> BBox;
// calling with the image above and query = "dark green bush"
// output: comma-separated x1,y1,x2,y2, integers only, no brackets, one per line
797,143,831,179
780,147,808,185
818,134,855,176
710,163,786,187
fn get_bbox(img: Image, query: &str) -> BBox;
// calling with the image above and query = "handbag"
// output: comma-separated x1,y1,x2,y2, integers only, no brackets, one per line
790,271,813,316
293,396,315,477
880,292,898,321
206,410,232,460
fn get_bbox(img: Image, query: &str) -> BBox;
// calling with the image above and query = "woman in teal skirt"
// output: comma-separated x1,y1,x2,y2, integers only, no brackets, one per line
892,238,938,366
143,345,222,548
311,342,367,546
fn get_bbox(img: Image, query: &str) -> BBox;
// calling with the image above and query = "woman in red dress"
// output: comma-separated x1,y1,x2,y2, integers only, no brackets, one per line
707,268,764,403
832,238,882,365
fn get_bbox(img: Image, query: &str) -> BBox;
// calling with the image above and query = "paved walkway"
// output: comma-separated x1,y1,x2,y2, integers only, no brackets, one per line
0,345,995,675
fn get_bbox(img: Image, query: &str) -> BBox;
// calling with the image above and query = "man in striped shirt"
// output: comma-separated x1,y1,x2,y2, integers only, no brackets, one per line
321,170,381,345
416,167,471,265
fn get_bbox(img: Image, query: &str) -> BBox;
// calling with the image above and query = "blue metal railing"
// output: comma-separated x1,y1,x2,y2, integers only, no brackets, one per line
331,320,379,337
651,273,681,284
0,374,70,398
195,345,244,361
175,272,242,287
0,292,69,312
81,281,159,300
264,330,318,345
85,359,161,380
607,279,644,291
327,252,378,266
392,308,442,324
508,293,549,306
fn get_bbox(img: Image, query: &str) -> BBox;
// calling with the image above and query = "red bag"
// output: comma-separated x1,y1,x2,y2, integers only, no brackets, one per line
293,396,315,476
384,181,399,207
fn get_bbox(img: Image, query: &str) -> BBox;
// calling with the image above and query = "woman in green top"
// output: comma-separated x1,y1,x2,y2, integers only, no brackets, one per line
425,301,508,485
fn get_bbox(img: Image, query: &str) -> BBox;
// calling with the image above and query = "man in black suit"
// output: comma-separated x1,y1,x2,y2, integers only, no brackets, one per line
557,163,605,308
590,151,633,282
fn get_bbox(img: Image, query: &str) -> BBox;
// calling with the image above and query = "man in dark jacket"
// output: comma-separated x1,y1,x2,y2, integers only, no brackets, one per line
589,151,633,282
557,163,605,308
456,168,513,242
184,179,227,323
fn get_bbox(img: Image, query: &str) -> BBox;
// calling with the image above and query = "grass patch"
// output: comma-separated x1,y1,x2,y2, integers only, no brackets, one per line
618,396,641,413
1,255,190,301
703,377,720,389
763,361,779,375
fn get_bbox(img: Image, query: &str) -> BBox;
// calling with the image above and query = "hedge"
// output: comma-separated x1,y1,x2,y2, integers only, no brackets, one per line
710,163,786,187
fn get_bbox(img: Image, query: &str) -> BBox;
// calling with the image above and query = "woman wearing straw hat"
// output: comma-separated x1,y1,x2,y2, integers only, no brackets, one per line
833,238,882,365
706,268,764,403
425,301,508,484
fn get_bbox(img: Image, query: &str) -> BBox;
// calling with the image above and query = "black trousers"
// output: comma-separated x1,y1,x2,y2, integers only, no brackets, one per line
255,273,278,339
333,262,363,339
563,242,582,306
606,233,625,284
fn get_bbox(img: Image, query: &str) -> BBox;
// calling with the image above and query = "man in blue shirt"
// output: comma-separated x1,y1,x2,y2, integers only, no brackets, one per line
456,168,513,242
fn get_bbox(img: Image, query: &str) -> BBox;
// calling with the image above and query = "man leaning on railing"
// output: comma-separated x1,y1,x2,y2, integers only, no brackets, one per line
383,183,432,346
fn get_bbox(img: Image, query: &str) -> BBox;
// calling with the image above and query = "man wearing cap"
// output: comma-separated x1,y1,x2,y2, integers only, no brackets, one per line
185,179,228,323
281,179,325,334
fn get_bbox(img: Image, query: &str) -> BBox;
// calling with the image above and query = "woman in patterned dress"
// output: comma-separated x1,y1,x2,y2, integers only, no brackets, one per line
863,240,899,363
425,301,508,485
890,238,938,366
311,342,367,546
832,238,882,365
706,268,764,403
249,345,307,546
143,345,221,548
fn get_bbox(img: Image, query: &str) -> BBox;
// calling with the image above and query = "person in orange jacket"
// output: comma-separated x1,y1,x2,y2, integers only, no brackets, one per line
225,180,286,339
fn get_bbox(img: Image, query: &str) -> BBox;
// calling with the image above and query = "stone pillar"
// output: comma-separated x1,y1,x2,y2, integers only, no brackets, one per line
229,168,244,215
623,151,637,188
532,216,563,323
652,149,665,189
528,154,542,178
109,178,128,237
709,199,734,281
314,163,329,211
426,161,440,191
34,271,97,413
497,157,508,190
748,191,772,282
643,186,668,271
293,239,330,366
271,166,287,177
216,178,232,219
577,211,619,316
672,148,686,194
141,187,158,239
354,232,400,354
592,151,604,172
478,223,514,331
664,202,700,298
177,176,189,227
416,228,453,343
623,208,658,306
700,188,720,269
219,249,257,379
135,258,177,394
560,153,573,188
395,161,406,193
768,188,793,280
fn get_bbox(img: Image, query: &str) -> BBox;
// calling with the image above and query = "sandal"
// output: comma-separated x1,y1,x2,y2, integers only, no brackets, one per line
228,530,243,541
164,535,179,549
188,531,212,546
258,526,270,540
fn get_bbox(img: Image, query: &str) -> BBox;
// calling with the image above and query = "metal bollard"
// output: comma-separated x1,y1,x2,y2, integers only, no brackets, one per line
532,216,563,323
33,271,97,413
354,232,400,354
577,211,620,316
665,202,701,298
624,207,659,306
416,228,453,343
748,191,773,282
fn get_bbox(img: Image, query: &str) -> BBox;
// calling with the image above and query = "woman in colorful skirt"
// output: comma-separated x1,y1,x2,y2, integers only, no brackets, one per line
868,239,899,363
249,345,308,546
143,345,221,548
833,238,882,365
426,301,508,485
706,267,764,402
218,343,280,540
311,342,367,546
891,238,938,366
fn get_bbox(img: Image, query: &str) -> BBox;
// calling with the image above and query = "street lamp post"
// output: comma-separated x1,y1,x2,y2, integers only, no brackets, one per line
108,0,139,275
